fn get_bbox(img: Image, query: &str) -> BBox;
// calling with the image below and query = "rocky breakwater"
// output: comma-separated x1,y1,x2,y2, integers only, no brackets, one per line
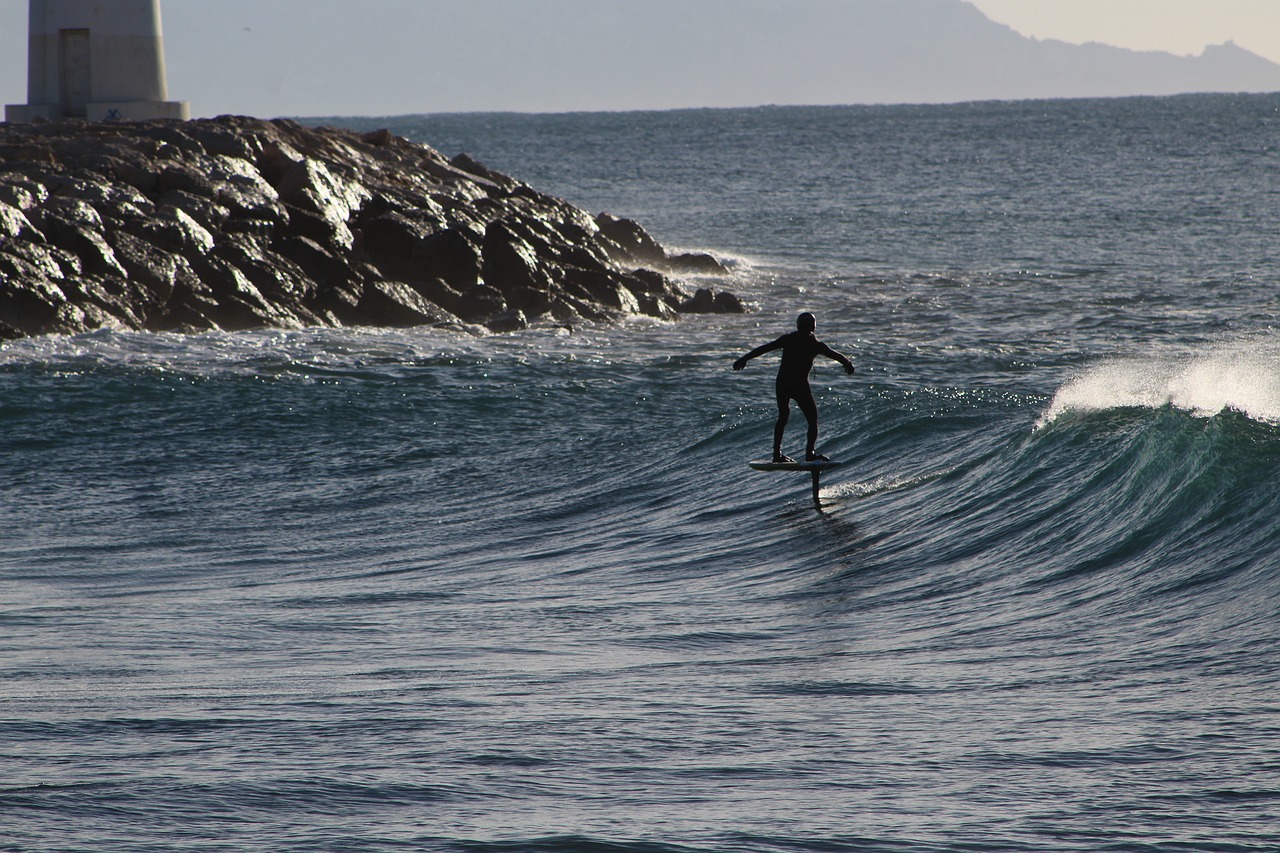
0,115,744,339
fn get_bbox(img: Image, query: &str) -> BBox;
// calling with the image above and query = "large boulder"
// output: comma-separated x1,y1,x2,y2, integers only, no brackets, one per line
103,229,179,308
357,280,458,328
0,241,77,282
0,203,42,242
481,220,554,296
359,209,441,273
138,205,216,256
0,276,68,336
454,283,507,323
214,235,318,307
679,287,747,314
410,228,480,290
274,156,364,251
0,176,49,211
595,212,668,267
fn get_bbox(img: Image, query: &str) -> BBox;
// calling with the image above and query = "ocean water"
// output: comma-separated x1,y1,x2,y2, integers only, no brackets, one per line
3,95,1280,851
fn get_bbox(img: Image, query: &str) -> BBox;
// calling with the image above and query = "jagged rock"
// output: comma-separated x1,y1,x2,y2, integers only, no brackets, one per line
134,123,207,157
0,203,43,241
159,271,224,332
668,251,730,274
503,285,557,317
157,190,230,234
315,280,364,325
455,283,507,322
156,160,219,198
451,153,525,195
139,205,215,256
214,235,316,307
638,294,679,321
714,291,746,313
66,275,150,329
361,128,395,148
410,228,479,290
277,155,368,222
679,288,716,313
184,122,257,161
189,251,306,332
481,220,553,295
0,276,67,335
31,196,102,233
0,241,74,281
48,175,156,223
358,280,457,328
487,307,529,333
30,200,128,279
275,235,362,294
0,176,49,211
562,266,643,314
595,213,667,266
275,157,362,252
209,156,284,221
626,267,683,300
360,209,441,272
680,287,748,314
104,229,178,307
283,201,348,252
0,142,55,166
97,153,162,193
0,116,744,338
412,277,463,314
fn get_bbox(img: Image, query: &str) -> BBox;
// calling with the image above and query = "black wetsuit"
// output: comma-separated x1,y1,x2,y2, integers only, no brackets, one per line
741,330,848,459
768,330,834,406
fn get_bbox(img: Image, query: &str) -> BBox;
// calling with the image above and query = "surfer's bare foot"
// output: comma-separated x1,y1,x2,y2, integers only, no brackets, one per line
806,452,829,461
773,452,795,463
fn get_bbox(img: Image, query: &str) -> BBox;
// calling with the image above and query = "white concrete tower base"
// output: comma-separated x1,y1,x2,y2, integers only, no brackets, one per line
5,0,189,123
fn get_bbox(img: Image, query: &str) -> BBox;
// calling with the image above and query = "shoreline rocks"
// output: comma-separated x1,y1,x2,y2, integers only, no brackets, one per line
0,115,745,339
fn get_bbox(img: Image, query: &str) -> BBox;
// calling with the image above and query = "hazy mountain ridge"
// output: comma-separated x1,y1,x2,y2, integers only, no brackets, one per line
398,0,1280,110
703,0,1280,105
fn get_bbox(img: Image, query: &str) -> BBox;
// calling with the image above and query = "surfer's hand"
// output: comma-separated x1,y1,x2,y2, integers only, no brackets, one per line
733,358,747,371
844,363,856,375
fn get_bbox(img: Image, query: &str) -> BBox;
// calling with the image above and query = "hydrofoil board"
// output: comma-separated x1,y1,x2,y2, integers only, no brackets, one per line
749,459,844,472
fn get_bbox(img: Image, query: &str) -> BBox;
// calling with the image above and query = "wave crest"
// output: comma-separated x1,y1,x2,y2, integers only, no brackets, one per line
1039,339,1280,428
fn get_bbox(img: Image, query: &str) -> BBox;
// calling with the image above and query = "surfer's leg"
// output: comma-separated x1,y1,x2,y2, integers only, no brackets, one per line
773,382,792,463
797,386,822,460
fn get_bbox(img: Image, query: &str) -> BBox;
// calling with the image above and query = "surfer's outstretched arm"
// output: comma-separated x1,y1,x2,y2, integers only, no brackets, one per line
818,342,856,375
733,338,784,371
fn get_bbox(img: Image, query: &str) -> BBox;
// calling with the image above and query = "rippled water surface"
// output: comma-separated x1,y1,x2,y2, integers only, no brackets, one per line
4,95,1280,851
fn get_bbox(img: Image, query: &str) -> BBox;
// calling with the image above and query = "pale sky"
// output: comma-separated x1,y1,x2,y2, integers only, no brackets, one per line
2,1,1279,117
970,0,1280,64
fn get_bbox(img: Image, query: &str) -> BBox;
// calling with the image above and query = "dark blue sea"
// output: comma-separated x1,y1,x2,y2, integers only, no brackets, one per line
3,95,1280,852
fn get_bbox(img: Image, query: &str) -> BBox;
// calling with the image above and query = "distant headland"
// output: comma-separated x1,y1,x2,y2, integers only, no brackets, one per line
0,116,741,339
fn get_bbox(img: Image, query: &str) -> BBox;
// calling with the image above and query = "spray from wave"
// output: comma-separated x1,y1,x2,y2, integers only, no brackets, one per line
1038,337,1280,428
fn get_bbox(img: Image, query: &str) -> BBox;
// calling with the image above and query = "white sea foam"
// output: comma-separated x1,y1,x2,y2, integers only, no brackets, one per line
1039,337,1280,428
826,466,956,500
0,326,498,378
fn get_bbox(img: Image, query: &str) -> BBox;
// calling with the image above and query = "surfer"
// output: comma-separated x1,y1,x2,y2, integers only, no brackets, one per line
733,312,855,463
